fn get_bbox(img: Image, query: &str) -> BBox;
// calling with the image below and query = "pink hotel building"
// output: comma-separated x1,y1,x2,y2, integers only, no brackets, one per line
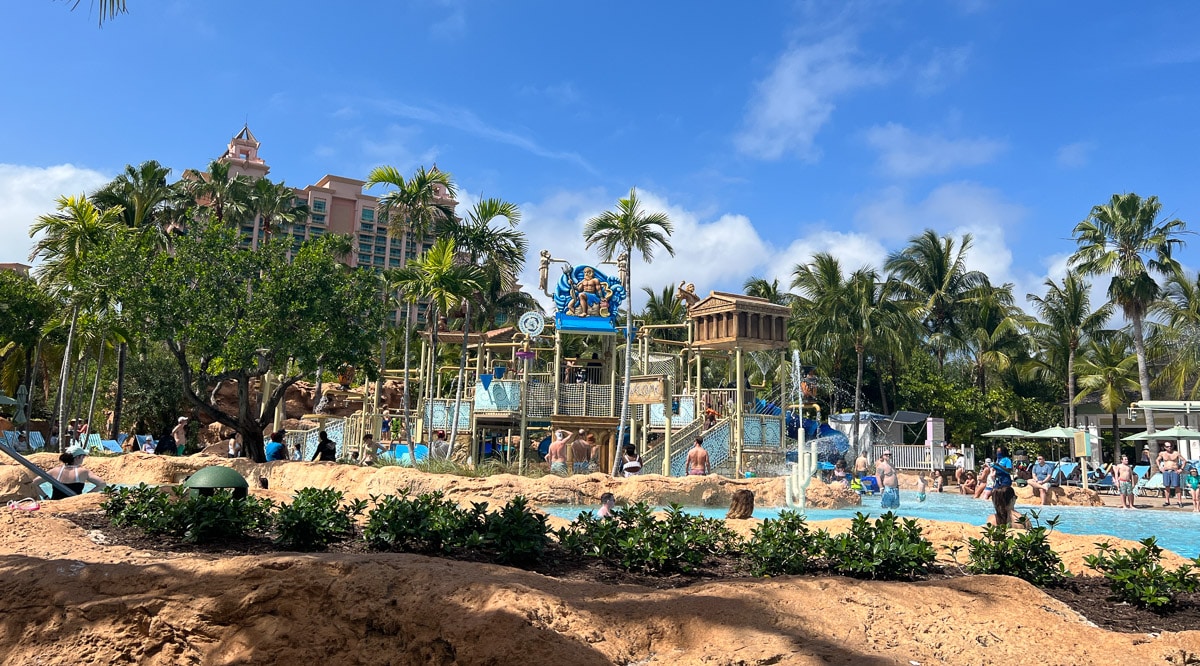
217,126,439,324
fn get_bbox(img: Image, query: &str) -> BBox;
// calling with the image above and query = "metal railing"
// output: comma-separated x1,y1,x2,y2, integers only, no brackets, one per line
871,443,975,471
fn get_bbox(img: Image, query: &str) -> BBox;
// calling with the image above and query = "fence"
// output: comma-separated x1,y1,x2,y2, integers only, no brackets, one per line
742,414,784,449
871,443,975,472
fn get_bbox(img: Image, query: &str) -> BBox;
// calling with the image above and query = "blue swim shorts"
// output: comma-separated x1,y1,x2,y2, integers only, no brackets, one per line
1163,470,1182,488
881,486,900,509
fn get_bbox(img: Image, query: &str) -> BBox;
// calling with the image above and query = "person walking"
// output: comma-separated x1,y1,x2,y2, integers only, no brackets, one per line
877,449,899,509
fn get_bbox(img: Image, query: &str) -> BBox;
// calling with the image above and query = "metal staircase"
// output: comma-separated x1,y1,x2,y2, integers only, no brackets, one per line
640,416,732,477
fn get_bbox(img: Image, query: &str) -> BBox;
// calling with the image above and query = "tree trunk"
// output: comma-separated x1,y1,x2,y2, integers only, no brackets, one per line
1130,313,1156,471
613,252,633,477
401,305,416,464
86,341,105,439
55,305,79,451
852,345,863,455
1112,410,1120,464
110,342,126,440
1066,345,1076,428
876,359,888,414
448,301,471,460
22,337,42,444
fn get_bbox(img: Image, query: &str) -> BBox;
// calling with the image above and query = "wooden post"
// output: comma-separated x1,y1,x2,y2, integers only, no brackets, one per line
552,330,562,416
663,390,673,476
735,346,744,475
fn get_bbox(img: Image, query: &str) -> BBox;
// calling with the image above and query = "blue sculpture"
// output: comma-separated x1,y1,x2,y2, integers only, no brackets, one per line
553,264,627,334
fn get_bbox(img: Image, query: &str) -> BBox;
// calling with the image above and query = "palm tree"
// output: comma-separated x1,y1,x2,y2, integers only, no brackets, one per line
1026,272,1113,427
367,164,459,455
67,0,126,25
584,188,674,476
640,284,686,341
959,284,1031,390
388,238,483,458
884,230,988,368
793,254,906,450
250,178,310,244
437,197,525,456
1075,336,1140,463
91,160,180,438
1071,193,1185,464
791,253,853,407
182,160,252,226
28,195,125,449
743,276,795,305
1153,270,1200,399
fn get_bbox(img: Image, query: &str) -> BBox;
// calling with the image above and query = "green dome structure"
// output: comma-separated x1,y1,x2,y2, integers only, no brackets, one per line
182,466,250,499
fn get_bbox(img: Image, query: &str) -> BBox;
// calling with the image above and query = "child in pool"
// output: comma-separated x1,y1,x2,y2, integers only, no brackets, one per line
916,471,928,503
1187,467,1200,513
930,470,944,493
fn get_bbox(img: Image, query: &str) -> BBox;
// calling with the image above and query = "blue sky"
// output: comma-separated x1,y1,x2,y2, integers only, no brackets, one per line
3,1,1199,309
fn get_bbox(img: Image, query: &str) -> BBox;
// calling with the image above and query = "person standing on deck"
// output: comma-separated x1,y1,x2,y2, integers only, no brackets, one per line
686,437,710,476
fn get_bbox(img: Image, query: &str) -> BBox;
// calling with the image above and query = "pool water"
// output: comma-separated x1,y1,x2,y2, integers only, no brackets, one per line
544,490,1200,559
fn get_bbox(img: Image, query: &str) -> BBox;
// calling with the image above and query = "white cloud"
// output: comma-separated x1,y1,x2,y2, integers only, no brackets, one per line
735,35,889,161
0,164,111,265
770,230,889,287
854,182,1038,295
864,122,1006,178
1056,141,1094,169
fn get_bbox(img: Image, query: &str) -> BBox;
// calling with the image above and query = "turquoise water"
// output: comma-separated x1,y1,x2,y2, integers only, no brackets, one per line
544,490,1200,559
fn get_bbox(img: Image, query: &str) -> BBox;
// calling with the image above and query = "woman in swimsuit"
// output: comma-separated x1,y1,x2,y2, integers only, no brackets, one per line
41,445,105,499
987,485,1028,529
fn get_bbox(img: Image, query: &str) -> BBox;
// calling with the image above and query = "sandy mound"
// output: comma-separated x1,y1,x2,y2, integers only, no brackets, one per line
1,505,1199,665
1,453,862,511
2,456,1199,664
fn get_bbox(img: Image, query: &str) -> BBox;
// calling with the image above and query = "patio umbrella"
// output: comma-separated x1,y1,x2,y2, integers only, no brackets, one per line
0,393,17,407
1027,426,1081,461
982,427,1033,437
12,385,27,426
1148,425,1200,439
1122,430,1156,441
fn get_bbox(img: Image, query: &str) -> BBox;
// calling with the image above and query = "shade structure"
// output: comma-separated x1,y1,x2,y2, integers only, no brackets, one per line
1122,425,1200,441
1027,426,1081,439
0,393,17,407
982,427,1033,438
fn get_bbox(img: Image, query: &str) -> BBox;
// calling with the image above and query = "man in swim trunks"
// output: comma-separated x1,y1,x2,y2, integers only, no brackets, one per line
686,437,710,476
1157,441,1184,507
547,429,573,475
1113,454,1136,509
877,449,899,509
1028,454,1056,505
854,452,869,480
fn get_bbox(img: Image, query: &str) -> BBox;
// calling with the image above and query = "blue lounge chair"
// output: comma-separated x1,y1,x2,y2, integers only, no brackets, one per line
1092,471,1116,494
1138,472,1164,498
100,439,122,453
1052,462,1079,486
859,476,880,494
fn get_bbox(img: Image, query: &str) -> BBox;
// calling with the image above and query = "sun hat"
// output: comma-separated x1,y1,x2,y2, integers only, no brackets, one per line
881,449,892,455
178,416,188,422
985,457,993,464
65,444,87,458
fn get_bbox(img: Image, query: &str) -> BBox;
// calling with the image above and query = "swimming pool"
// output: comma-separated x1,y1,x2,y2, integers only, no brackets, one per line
543,490,1200,559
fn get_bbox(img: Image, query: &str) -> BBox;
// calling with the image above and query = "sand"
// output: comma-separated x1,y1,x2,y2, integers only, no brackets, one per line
1,454,1197,665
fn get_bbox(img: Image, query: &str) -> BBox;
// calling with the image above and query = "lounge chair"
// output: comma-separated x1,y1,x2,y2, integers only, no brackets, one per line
1092,471,1116,494
100,439,122,454
1136,472,1164,498
1052,462,1079,486
859,476,880,495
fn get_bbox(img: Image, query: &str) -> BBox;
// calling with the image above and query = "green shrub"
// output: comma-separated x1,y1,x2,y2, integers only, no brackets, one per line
1084,537,1200,610
275,487,366,551
479,496,549,566
744,510,824,577
822,512,936,580
173,491,274,544
102,485,274,544
364,490,470,554
556,502,742,574
966,524,1070,587
102,484,177,534
363,491,549,565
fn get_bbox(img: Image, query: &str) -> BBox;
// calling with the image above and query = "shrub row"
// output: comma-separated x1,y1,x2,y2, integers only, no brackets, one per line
1084,537,1200,609
101,485,548,561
